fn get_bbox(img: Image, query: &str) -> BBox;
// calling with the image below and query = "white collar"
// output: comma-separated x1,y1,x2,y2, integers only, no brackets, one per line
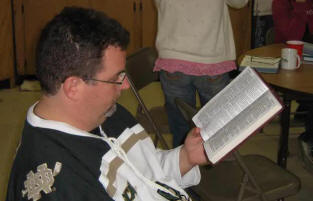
27,102,101,139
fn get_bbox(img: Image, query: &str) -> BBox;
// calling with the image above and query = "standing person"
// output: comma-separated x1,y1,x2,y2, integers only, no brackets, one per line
273,0,313,157
154,0,249,147
6,7,208,201
272,0,313,43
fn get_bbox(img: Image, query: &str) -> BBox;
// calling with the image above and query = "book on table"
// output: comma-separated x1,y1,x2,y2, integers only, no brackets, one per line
192,67,283,164
239,55,281,73
303,54,313,62
303,42,313,62
303,42,313,56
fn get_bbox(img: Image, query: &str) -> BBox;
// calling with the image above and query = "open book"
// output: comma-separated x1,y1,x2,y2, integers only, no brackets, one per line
192,67,283,164
239,55,281,73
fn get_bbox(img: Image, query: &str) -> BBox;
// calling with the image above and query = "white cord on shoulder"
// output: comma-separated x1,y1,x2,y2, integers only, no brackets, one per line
98,126,190,200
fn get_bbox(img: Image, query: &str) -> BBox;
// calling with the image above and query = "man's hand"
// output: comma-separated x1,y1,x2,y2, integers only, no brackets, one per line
179,127,209,176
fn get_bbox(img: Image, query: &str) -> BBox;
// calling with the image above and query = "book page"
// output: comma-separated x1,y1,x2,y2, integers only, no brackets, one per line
193,68,268,141
204,91,281,162
192,67,282,164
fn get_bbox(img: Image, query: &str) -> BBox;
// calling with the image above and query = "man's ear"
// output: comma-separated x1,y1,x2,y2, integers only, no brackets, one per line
62,76,82,100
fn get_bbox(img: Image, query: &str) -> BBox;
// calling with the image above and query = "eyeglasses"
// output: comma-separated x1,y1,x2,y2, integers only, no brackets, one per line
85,71,127,85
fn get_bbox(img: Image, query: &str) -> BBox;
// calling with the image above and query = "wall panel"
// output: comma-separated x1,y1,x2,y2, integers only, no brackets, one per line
0,0,14,82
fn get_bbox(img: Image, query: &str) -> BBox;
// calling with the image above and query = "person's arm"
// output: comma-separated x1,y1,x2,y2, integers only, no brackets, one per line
226,0,249,9
272,0,309,42
155,128,206,188
179,127,208,176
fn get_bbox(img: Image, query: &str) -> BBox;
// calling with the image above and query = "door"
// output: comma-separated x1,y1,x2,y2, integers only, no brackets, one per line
20,0,90,75
229,1,253,59
90,0,140,55
0,0,14,83
17,0,139,75
141,0,157,48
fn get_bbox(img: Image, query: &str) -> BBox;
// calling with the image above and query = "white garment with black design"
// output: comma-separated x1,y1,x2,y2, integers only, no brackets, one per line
6,103,200,201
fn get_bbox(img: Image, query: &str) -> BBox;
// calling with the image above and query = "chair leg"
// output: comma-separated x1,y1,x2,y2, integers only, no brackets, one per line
234,151,268,201
237,174,249,201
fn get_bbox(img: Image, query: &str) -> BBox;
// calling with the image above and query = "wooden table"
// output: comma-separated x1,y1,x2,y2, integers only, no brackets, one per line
239,43,313,168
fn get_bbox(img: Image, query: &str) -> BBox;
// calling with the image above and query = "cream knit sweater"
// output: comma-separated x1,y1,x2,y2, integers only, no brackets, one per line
155,0,249,64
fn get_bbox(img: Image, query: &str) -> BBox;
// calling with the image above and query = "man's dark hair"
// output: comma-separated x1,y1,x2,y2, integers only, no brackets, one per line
36,6,129,94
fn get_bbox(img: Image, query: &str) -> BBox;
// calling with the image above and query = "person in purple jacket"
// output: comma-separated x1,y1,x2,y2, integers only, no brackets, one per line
272,0,313,43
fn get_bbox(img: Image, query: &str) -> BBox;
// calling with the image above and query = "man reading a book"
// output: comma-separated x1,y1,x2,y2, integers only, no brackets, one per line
6,7,208,201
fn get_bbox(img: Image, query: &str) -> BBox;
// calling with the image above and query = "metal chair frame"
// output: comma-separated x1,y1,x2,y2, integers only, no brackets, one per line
126,47,169,149
126,74,169,149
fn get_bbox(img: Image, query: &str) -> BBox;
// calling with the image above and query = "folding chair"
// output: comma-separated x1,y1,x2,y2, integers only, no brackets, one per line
175,98,301,201
125,47,169,149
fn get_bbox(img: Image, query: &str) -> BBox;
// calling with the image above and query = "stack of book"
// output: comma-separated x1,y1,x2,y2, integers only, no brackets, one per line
303,42,313,62
239,55,281,73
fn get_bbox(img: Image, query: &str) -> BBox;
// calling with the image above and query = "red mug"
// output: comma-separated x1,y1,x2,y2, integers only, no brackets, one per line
286,40,304,58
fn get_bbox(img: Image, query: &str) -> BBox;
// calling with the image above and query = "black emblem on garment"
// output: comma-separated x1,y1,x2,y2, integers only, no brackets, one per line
156,181,190,201
122,182,137,201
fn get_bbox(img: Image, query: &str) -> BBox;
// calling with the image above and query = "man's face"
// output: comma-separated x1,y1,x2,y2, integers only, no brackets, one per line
81,46,129,127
